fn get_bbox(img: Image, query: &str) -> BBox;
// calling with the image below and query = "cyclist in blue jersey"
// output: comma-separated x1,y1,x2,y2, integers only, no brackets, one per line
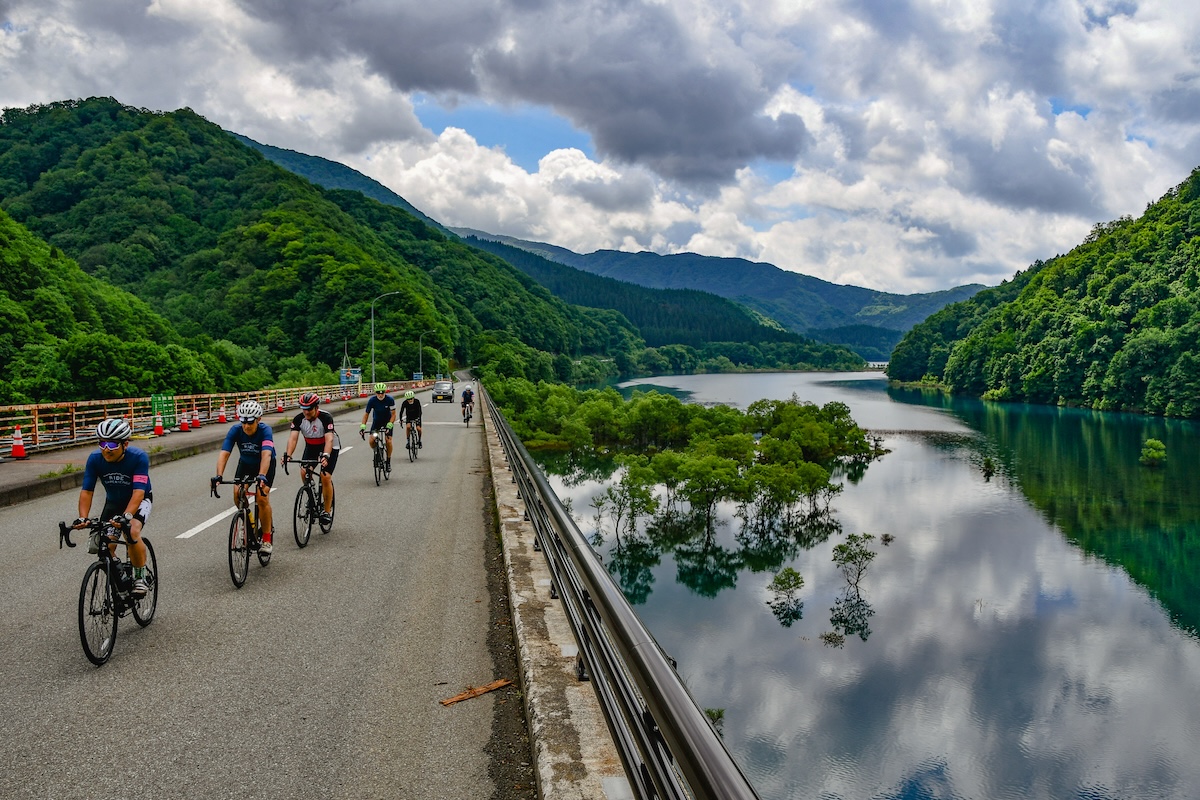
214,400,277,554
72,418,153,597
359,382,397,466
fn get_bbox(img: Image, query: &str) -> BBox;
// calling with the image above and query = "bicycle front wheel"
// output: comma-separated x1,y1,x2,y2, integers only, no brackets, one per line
133,538,158,627
293,486,314,548
408,429,417,462
78,561,117,666
374,445,383,486
229,511,251,588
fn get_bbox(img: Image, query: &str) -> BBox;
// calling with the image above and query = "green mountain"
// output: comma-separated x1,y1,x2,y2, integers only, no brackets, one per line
228,132,449,234
0,207,219,401
216,124,864,368
0,97,642,399
453,229,984,345
888,168,1200,418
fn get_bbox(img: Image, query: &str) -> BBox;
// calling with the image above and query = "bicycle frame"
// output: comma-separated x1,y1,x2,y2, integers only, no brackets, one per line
59,518,158,666
211,475,270,587
283,456,333,546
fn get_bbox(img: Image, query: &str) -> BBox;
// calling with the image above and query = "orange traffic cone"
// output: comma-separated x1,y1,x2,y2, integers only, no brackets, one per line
153,413,165,436
191,407,201,429
218,406,227,423
10,426,28,459
179,414,190,432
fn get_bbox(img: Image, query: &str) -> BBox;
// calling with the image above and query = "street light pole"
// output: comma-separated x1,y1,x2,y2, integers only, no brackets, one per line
371,291,402,385
418,329,435,378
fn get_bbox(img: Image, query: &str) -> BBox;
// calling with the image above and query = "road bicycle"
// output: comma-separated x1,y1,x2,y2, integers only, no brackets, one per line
210,475,273,588
284,456,335,547
362,427,391,486
58,518,158,666
463,401,473,426
405,421,420,462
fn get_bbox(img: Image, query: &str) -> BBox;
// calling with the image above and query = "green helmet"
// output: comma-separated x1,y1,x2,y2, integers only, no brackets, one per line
404,390,415,399
374,382,387,392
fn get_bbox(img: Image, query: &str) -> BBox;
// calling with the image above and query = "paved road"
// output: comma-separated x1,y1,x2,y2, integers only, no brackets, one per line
0,399,508,799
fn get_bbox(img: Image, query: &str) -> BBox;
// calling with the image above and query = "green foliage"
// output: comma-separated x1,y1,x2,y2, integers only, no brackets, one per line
1139,437,1167,467
832,532,877,588
889,170,1200,417
0,97,641,400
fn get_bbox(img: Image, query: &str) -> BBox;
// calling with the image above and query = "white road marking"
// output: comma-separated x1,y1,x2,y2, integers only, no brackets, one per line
177,507,236,538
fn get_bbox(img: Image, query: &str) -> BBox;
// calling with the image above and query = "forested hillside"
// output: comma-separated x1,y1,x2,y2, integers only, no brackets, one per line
888,169,1200,418
0,97,642,399
462,234,799,347
0,208,217,401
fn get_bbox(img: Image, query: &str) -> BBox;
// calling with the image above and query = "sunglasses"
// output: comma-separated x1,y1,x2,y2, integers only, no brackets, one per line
375,390,386,394
239,417,257,424
98,440,123,451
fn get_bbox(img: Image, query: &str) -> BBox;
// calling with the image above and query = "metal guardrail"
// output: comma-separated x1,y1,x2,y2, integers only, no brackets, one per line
482,383,762,800
0,381,431,459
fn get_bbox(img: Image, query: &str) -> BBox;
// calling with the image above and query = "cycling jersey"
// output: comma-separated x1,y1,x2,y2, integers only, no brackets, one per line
82,446,153,515
221,422,276,468
290,410,339,448
461,390,474,406
364,393,396,430
398,398,422,422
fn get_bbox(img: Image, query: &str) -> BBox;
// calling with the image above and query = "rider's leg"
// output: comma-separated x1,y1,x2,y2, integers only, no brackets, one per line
417,422,423,446
386,430,393,459
258,486,273,542
128,518,148,569
321,472,334,514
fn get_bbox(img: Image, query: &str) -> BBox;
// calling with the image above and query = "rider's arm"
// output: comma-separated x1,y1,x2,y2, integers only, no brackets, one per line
77,489,94,521
323,430,334,456
122,488,146,519
215,448,231,477
259,433,275,475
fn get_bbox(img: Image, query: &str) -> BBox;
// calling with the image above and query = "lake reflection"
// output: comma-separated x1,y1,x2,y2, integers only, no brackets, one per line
543,372,1200,800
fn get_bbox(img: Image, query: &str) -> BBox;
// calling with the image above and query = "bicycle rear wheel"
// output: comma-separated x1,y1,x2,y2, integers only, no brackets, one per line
229,511,251,588
132,538,158,626
78,561,117,666
294,485,314,548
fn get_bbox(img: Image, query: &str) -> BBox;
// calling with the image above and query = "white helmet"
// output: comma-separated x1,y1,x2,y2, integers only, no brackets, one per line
236,399,264,421
96,417,131,441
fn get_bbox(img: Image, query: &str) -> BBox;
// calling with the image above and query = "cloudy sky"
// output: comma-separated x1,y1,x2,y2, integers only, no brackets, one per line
3,0,1200,293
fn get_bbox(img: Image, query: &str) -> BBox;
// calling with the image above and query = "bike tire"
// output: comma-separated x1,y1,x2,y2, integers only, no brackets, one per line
132,538,158,627
229,511,251,588
78,561,117,666
408,429,417,462
293,485,314,548
374,445,383,486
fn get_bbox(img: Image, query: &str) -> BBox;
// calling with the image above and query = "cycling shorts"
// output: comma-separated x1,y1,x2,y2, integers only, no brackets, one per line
301,442,340,475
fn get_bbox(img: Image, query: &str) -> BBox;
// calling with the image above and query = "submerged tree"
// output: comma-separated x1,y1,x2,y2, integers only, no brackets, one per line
766,567,806,627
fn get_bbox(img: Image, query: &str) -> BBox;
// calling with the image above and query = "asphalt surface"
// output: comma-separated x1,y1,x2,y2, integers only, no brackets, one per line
0,395,524,799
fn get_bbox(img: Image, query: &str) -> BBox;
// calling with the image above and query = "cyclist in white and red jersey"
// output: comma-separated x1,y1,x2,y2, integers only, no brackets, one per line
283,392,339,526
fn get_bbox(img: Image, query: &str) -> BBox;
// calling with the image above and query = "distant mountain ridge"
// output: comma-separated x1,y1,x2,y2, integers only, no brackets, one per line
453,228,985,335
228,132,450,234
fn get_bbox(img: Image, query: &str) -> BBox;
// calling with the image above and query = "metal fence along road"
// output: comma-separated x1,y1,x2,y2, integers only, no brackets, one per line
0,380,432,459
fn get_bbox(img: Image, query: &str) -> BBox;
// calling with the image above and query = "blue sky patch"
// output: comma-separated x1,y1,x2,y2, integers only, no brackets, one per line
1049,97,1092,118
412,94,594,172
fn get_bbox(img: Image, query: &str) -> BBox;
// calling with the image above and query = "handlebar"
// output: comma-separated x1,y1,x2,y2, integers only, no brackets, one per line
210,475,260,499
281,455,323,477
59,517,126,550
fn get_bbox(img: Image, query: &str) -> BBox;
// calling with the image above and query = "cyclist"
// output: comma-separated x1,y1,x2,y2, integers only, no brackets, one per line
214,400,277,554
359,382,396,465
72,418,152,597
283,392,339,526
398,389,422,449
461,383,475,421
